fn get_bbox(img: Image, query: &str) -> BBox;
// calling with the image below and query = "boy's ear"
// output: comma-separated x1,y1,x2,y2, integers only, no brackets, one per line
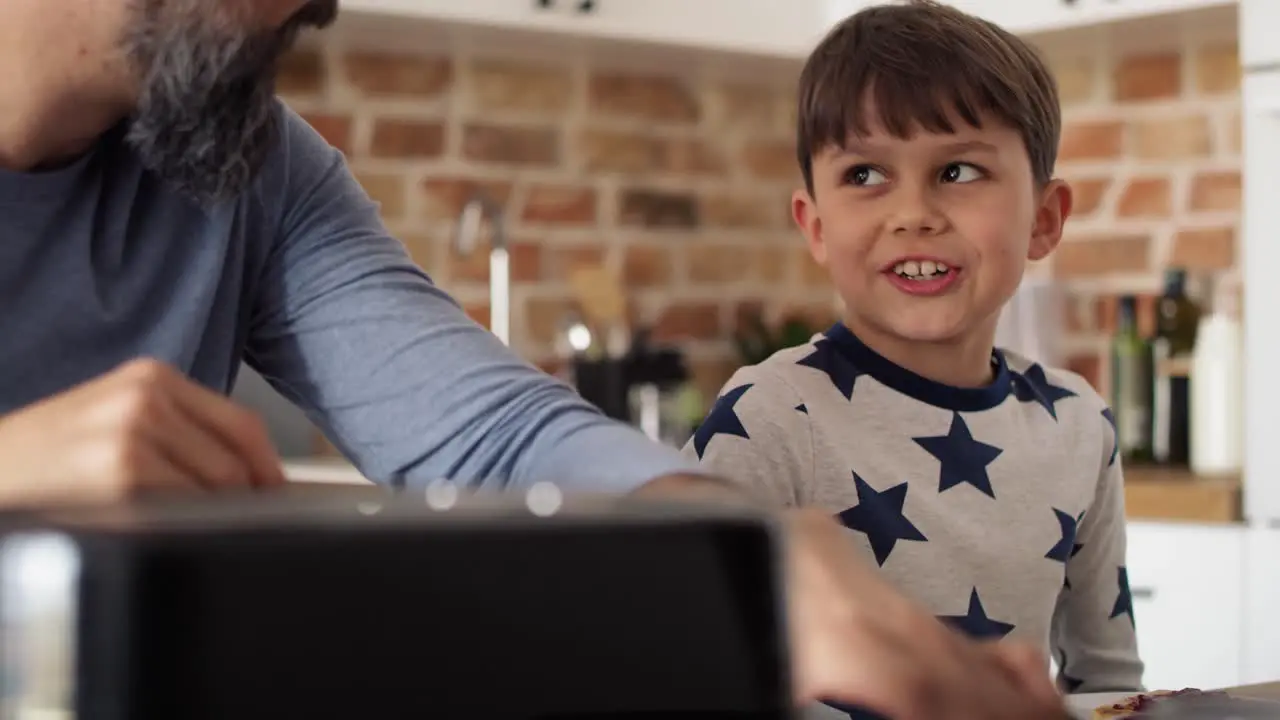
1028,179,1072,262
792,188,827,265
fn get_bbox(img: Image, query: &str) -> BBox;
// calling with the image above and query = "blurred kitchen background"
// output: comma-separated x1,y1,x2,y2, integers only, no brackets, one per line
234,0,1280,694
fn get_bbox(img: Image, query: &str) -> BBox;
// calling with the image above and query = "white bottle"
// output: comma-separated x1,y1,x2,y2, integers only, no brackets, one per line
1190,278,1244,475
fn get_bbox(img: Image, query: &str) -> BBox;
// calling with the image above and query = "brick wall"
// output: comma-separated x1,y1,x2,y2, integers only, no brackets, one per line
278,22,1241,402
1045,37,1241,394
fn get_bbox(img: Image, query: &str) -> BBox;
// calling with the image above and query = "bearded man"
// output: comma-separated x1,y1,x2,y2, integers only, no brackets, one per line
0,2,1069,718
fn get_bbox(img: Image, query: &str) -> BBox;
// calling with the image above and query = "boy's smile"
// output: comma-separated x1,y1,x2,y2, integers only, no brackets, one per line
791,99,1072,387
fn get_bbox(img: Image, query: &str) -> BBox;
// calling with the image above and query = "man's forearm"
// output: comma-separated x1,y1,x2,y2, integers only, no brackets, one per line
630,472,766,509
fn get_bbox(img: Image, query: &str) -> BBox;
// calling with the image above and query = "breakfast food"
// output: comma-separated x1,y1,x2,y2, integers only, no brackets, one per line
1093,689,1226,717
1092,687,1278,718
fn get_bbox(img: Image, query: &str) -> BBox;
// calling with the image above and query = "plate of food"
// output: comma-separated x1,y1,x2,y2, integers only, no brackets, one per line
1068,688,1280,718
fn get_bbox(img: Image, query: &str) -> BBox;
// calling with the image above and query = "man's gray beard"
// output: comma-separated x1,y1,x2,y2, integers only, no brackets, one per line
120,0,337,206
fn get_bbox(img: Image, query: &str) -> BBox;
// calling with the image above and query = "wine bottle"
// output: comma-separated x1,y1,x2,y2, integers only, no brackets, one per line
1111,295,1155,464
1151,270,1200,465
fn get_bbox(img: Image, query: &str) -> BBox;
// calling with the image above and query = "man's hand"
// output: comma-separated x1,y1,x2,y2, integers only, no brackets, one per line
0,358,286,507
784,508,1068,719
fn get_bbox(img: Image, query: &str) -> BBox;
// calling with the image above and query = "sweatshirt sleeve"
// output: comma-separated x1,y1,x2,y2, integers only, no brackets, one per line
680,364,815,508
1050,407,1145,693
243,102,702,493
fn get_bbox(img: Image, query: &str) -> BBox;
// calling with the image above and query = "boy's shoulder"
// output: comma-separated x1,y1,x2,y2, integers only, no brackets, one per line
725,333,831,386
999,347,1110,417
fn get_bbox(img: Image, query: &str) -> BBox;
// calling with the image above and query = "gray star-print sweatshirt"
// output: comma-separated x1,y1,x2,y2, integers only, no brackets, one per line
682,323,1143,704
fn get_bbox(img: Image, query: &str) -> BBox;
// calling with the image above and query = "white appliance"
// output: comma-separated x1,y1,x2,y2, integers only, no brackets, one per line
1237,0,1280,685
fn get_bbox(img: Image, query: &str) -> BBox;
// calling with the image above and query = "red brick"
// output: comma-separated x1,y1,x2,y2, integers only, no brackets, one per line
1196,44,1240,95
468,59,572,115
1116,177,1172,218
447,240,542,284
398,234,438,273
1170,228,1235,270
687,243,754,283
713,84,790,133
546,245,607,281
623,245,675,287
619,189,698,229
1068,178,1111,218
700,192,782,229
653,302,722,341
521,184,597,225
756,245,792,284
344,52,452,98
276,49,326,97
1059,121,1124,161
1114,53,1182,102
581,130,726,176
524,297,578,345
420,177,513,221
589,73,699,123
1132,115,1211,159
463,303,491,329
369,119,445,159
300,112,353,154
462,124,559,166
1053,235,1151,277
354,172,406,220
1189,171,1241,212
741,140,798,182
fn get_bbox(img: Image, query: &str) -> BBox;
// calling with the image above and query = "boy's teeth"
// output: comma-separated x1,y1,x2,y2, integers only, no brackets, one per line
892,259,952,280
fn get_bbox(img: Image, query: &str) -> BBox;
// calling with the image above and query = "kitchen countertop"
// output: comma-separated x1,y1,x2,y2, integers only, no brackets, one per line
283,456,1248,524
1066,682,1280,718
1123,464,1243,524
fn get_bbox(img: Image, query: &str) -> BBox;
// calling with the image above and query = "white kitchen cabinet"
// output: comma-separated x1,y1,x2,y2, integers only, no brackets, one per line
1125,521,1245,691
336,0,850,59
1242,528,1280,684
942,0,1235,36
1240,0,1280,69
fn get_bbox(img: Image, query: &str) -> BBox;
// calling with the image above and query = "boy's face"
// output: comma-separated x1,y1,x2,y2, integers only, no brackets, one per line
792,102,1071,350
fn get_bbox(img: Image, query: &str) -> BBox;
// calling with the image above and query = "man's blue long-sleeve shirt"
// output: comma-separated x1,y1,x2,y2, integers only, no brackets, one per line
0,101,700,493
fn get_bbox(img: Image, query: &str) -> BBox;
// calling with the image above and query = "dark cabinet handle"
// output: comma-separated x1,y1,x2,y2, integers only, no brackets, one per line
1132,587,1156,600
577,0,596,12
534,0,554,8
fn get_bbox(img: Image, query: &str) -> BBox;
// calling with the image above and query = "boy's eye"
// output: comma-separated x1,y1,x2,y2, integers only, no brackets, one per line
941,162,983,183
846,165,888,186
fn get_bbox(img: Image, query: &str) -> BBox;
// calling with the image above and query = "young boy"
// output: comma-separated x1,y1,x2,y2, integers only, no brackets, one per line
684,0,1143,710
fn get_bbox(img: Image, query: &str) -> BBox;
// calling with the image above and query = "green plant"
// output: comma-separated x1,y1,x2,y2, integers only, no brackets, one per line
733,310,823,366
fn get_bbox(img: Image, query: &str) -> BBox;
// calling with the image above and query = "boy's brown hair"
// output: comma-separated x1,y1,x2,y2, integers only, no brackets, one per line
795,0,1061,195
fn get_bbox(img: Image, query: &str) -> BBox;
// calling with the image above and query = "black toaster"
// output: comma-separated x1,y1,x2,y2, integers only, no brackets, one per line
0,487,793,720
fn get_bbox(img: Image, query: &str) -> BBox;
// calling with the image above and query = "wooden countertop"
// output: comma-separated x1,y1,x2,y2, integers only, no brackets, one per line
1124,464,1243,524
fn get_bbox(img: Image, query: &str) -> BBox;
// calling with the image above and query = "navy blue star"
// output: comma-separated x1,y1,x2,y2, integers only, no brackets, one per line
836,473,928,566
821,700,889,720
1011,364,1077,420
1110,566,1135,628
1047,509,1086,588
1102,408,1118,466
1045,508,1082,563
692,384,752,459
1057,649,1085,693
796,339,865,400
795,403,808,414
939,588,1016,640
913,413,1004,498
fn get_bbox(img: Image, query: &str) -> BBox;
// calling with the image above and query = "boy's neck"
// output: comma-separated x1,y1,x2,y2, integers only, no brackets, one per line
841,316,1000,389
